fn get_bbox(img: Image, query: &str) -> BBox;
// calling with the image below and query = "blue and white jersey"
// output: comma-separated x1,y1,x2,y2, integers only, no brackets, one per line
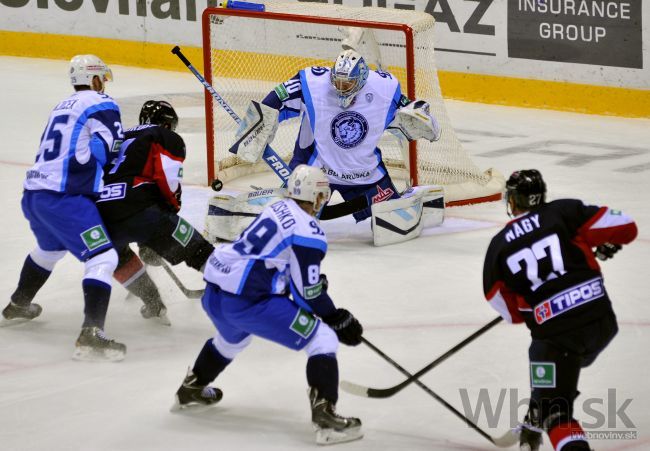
204,198,335,316
24,90,123,195
263,67,403,186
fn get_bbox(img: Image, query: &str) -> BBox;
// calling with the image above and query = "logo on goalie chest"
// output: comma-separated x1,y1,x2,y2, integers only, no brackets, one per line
330,111,368,149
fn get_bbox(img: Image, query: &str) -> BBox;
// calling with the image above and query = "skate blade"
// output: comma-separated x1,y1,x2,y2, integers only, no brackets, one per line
0,317,34,327
72,346,126,362
169,395,220,413
154,312,172,327
314,425,363,445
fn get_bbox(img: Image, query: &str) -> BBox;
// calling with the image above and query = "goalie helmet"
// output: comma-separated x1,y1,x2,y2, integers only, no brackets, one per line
330,49,369,108
69,54,113,89
505,169,546,214
139,100,179,132
286,165,331,214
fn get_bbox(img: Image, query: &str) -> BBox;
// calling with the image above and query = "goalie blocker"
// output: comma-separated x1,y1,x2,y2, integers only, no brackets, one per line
228,100,279,164
371,185,444,246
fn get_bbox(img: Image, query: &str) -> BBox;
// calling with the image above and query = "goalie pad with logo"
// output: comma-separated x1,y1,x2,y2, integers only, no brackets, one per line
205,188,285,242
371,185,444,246
228,101,280,164
387,100,441,143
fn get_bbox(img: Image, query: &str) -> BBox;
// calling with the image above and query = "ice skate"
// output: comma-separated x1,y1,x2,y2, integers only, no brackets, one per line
72,327,126,362
517,423,543,451
170,368,223,412
309,387,362,445
140,303,171,326
1,302,42,326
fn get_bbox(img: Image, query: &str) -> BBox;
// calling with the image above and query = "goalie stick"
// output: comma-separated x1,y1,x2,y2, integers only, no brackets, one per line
358,336,518,448
160,260,204,299
171,46,291,184
341,316,502,398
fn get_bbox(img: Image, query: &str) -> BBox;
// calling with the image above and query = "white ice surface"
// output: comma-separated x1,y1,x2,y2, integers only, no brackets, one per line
0,56,648,451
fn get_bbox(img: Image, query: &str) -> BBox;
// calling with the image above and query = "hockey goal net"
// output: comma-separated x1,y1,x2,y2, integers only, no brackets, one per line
202,1,504,205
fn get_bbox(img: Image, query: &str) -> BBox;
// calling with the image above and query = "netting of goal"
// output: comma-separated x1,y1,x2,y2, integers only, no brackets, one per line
202,1,504,205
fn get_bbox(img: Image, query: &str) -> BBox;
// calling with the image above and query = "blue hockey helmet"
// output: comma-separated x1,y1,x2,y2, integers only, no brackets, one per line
330,49,369,108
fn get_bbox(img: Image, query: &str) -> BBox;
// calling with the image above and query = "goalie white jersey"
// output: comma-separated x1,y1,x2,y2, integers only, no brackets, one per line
24,90,123,195
264,68,403,186
204,198,330,312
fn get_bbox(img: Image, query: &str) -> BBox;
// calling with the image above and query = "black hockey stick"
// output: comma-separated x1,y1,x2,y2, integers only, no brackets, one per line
160,260,204,299
357,336,517,447
341,316,502,398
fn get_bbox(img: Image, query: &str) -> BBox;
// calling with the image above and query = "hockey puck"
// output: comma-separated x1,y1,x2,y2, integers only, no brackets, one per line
211,179,223,192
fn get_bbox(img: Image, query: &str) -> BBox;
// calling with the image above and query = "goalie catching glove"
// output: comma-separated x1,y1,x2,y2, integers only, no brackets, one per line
229,100,279,164
323,308,363,346
388,100,441,143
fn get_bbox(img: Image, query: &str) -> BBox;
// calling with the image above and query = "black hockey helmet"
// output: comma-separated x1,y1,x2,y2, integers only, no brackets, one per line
139,100,178,131
505,169,546,212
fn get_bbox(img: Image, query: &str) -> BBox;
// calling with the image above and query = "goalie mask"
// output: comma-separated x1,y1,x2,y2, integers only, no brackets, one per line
139,100,179,132
286,165,331,214
505,169,546,216
330,49,369,108
69,54,113,91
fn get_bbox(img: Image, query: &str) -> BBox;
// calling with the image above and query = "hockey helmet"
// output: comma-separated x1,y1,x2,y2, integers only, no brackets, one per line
139,100,179,132
505,169,546,213
69,54,113,89
330,49,369,108
286,165,331,213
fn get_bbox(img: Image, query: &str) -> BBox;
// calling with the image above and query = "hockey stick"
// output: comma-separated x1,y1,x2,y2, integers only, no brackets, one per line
171,46,291,183
358,336,518,447
341,316,502,398
160,260,204,299
171,46,374,221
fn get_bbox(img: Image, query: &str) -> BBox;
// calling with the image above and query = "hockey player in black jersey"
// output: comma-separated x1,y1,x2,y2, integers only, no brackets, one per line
97,100,214,325
483,170,637,451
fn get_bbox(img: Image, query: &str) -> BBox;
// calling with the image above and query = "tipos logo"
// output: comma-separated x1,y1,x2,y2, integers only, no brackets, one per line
330,111,368,149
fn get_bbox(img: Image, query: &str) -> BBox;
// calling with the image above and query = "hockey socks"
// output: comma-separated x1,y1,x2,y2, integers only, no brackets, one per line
82,279,111,329
549,420,589,450
11,256,51,306
307,353,339,404
193,339,232,385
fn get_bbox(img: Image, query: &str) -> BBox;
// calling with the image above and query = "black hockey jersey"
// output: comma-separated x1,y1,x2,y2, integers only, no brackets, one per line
483,199,637,338
97,124,185,223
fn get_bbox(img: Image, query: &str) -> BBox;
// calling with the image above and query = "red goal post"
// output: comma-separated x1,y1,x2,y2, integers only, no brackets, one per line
201,2,504,205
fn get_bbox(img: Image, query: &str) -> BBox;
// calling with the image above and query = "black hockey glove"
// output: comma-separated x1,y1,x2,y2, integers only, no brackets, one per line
139,246,163,267
323,308,363,346
595,243,622,261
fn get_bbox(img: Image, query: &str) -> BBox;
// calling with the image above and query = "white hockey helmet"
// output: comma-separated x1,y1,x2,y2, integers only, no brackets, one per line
69,54,113,89
286,165,331,213
330,49,369,108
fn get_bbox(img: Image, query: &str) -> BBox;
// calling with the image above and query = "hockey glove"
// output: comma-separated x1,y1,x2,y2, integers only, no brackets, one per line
323,308,363,346
595,243,622,261
139,246,163,267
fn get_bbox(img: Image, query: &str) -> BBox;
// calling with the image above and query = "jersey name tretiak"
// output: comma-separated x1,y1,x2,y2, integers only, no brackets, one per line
263,68,403,186
483,199,637,338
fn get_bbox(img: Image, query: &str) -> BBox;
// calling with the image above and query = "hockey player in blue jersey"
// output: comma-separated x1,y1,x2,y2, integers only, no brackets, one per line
2,55,126,361
171,165,364,445
230,49,441,222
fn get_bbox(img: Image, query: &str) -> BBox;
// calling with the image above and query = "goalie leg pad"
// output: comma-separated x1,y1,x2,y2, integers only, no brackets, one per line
228,101,279,164
205,188,285,242
371,185,444,246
